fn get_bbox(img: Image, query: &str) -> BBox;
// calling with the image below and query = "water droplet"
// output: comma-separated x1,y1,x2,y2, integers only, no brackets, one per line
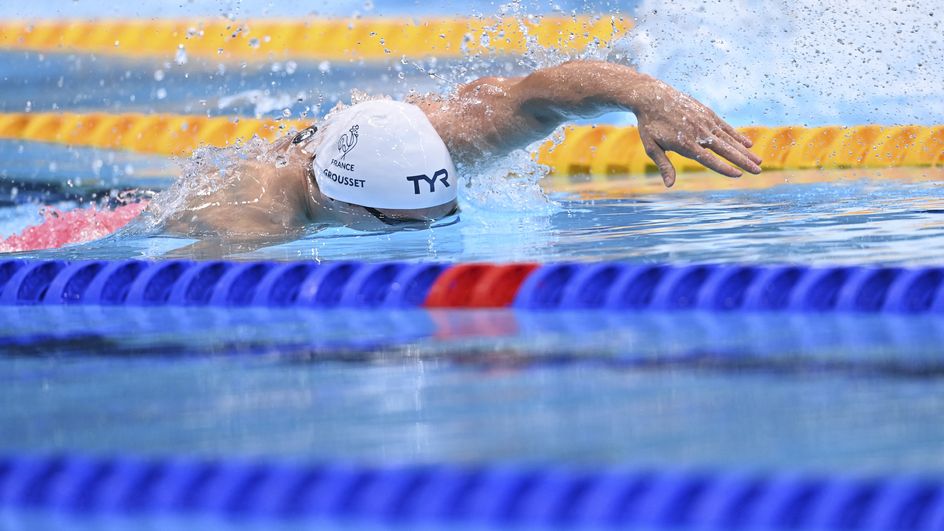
174,45,188,65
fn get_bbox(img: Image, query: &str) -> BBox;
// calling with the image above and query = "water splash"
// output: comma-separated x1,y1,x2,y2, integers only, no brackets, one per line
392,5,632,216
218,89,307,118
142,136,278,231
620,0,944,126
459,147,557,214
149,4,629,226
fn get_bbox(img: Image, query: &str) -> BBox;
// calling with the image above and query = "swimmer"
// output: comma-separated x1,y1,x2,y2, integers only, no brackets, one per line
161,60,762,241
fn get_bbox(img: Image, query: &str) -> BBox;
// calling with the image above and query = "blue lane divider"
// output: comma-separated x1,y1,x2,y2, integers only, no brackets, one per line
513,263,944,313
209,262,273,306
0,260,67,304
4,259,944,313
83,260,150,305
125,260,192,306
251,262,316,306
0,454,943,529
0,259,443,310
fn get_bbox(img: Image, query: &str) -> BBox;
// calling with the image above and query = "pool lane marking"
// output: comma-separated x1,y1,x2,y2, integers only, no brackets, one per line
537,123,944,177
0,16,631,61
0,452,943,528
4,259,944,314
0,112,941,181
547,166,944,197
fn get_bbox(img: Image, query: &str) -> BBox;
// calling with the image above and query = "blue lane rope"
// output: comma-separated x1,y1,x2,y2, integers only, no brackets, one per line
2,259,944,312
0,454,943,529
0,259,445,309
512,263,944,313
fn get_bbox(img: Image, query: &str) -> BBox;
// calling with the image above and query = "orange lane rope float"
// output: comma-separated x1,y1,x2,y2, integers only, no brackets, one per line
0,16,631,61
0,112,941,177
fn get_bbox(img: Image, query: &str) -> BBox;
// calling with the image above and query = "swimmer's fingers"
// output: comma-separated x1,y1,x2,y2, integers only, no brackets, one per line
681,144,742,178
703,135,762,174
641,133,677,188
713,128,762,166
710,112,753,148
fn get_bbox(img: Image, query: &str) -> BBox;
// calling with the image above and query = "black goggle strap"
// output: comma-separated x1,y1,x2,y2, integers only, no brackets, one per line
363,205,459,226
363,206,409,226
292,125,318,145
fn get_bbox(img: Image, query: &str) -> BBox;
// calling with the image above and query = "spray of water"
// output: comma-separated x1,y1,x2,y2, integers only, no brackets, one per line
143,136,275,231
620,0,944,126
158,0,894,233
142,98,386,234
148,2,641,229
398,3,630,215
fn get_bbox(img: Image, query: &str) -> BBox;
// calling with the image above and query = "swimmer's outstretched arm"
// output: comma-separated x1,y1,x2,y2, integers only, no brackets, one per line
415,60,761,187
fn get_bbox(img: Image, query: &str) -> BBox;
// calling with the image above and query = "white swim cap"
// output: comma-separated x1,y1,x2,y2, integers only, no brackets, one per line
311,100,457,210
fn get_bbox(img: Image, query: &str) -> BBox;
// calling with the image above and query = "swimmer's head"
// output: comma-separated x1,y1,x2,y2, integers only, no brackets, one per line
309,100,457,211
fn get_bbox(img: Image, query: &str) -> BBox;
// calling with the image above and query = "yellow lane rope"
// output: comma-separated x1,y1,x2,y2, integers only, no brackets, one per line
538,124,944,177
0,16,630,61
551,167,944,198
0,112,941,176
0,112,305,156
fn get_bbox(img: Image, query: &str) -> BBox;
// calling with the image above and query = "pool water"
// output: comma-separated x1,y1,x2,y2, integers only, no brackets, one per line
3,302,944,468
5,307,944,531
2,14,944,529
3,143,944,264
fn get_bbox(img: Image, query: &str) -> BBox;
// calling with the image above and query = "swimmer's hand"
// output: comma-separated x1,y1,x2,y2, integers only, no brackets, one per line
633,79,762,187
420,60,762,188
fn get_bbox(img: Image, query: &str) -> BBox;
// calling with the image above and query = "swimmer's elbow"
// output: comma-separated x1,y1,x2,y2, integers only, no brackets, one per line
454,76,518,108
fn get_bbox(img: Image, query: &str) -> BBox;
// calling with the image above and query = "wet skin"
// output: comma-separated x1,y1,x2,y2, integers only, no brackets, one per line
161,60,762,243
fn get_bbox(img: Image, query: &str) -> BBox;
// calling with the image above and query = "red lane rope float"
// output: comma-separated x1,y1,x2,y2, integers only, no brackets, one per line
424,263,494,307
467,263,539,307
424,263,537,308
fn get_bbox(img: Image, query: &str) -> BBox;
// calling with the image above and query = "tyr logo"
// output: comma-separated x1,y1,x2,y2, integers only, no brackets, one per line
406,169,450,194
